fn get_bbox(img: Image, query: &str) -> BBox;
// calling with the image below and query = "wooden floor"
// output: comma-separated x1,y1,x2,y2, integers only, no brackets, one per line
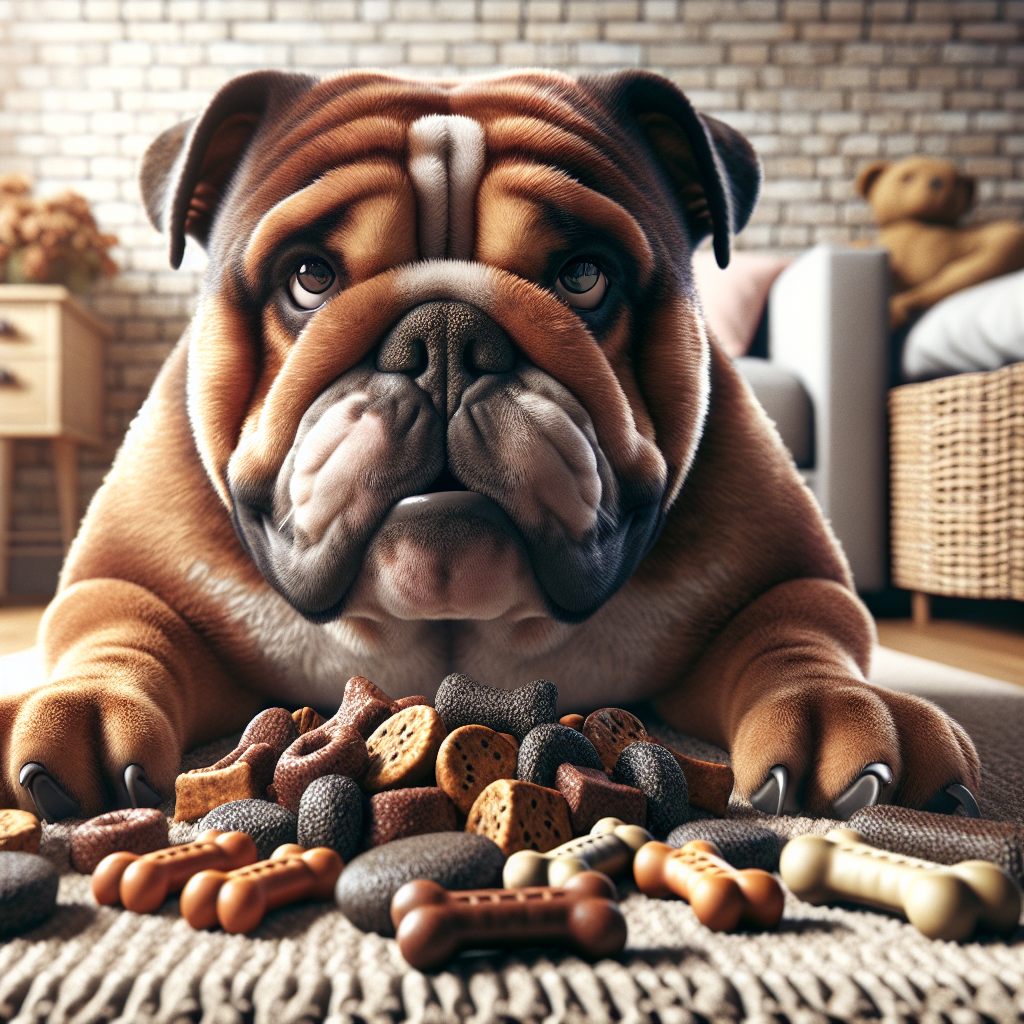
3,603,1024,687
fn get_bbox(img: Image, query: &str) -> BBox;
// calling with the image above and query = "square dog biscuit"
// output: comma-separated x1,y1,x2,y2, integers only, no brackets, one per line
0,809,41,853
466,779,572,857
436,725,518,814
363,705,447,793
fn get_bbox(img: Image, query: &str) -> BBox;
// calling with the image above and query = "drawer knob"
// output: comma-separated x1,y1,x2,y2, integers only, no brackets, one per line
0,366,16,386
0,319,15,337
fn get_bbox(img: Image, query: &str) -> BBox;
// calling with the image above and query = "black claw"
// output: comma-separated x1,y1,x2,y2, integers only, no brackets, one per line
751,764,799,816
831,762,893,820
19,762,80,822
923,781,981,818
124,764,162,808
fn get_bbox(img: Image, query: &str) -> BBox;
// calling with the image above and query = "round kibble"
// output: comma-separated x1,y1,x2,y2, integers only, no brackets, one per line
613,741,691,839
0,851,59,937
297,775,364,862
200,799,298,860
70,808,169,874
334,831,505,936
435,725,518,815
516,723,604,788
583,708,648,772
275,723,367,812
363,705,447,793
666,818,782,872
434,674,558,741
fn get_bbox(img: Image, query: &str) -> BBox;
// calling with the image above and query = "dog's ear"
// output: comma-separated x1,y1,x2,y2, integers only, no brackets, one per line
582,70,761,268
856,161,888,199
140,70,316,269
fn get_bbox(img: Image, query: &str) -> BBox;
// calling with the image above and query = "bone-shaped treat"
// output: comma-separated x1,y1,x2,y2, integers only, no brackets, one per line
503,817,653,888
390,870,625,970
180,843,343,933
91,829,258,912
779,827,1021,940
633,839,785,931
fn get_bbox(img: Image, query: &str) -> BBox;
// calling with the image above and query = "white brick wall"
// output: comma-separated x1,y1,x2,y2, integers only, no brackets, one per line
1,0,1021,592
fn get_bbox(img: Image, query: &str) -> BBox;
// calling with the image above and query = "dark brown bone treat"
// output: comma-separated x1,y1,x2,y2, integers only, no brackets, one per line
849,804,1024,885
559,714,585,731
173,743,277,822
0,810,41,854
434,674,558,741
466,779,572,856
70,807,169,874
555,764,647,834
391,870,625,970
292,707,325,734
583,707,648,771
274,724,367,812
363,705,447,793
367,787,459,847
435,725,518,814
324,676,400,740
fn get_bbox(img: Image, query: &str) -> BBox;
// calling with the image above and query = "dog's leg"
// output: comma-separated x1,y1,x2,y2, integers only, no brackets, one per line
654,578,981,816
0,578,261,817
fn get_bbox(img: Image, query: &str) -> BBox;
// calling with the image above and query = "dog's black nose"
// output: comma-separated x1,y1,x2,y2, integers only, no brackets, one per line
376,301,516,418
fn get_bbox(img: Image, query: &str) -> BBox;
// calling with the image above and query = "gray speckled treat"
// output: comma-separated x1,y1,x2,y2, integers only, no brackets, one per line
334,831,505,936
199,799,298,860
434,674,557,741
0,851,59,937
297,775,364,862
613,741,690,839
516,724,604,787
666,818,782,872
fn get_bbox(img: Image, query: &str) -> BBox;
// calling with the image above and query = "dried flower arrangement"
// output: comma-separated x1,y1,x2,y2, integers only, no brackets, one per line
0,174,118,292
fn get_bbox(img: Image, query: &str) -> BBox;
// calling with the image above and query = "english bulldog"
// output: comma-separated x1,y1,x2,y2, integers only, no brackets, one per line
1,69,979,823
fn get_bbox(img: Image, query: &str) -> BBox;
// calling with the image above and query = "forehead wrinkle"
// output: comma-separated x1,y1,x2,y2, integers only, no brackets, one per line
483,161,655,285
242,160,409,288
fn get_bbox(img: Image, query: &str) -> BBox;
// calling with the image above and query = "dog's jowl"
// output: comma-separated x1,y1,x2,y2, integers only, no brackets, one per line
0,70,979,821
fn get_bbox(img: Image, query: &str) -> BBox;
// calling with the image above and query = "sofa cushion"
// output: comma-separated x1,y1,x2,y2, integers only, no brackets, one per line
733,357,813,468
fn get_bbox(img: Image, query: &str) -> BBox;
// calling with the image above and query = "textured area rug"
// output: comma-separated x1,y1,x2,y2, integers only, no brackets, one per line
1,645,1023,1024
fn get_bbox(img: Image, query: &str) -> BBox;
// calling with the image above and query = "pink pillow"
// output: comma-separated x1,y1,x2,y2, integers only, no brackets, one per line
692,250,793,358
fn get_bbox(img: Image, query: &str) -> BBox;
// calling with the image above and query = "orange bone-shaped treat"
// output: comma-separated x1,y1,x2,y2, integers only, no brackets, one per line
633,840,784,931
390,869,626,971
91,829,258,911
180,843,343,933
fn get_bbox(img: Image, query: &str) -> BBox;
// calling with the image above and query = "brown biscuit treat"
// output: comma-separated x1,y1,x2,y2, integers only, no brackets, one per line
274,724,368,812
70,808,169,874
363,705,447,793
394,695,430,710
173,743,277,822
651,743,734,818
555,763,646,834
367,787,459,847
583,708,648,771
435,725,518,814
466,779,572,857
0,809,41,853
292,707,326,734
498,733,518,751
559,714,585,731
235,707,300,758
325,676,400,740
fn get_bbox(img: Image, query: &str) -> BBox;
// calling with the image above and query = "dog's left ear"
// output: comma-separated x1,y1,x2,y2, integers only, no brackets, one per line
583,70,761,268
139,70,316,269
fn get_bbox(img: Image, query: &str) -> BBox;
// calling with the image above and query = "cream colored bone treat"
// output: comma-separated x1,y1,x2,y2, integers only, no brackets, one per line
503,816,653,888
780,827,1022,941
436,725,518,814
466,779,572,857
0,809,41,853
362,705,447,793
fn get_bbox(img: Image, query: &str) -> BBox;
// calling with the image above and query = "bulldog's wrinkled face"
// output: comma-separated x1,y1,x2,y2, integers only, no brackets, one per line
144,70,758,624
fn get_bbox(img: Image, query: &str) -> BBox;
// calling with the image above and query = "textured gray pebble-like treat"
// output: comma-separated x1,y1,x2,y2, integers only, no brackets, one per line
334,831,505,936
200,799,298,860
0,851,59,936
434,674,558,741
667,818,782,872
297,775,364,862
613,741,690,838
516,723,604,787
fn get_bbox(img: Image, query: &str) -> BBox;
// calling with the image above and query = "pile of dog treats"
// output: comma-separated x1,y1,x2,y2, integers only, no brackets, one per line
1,673,1022,962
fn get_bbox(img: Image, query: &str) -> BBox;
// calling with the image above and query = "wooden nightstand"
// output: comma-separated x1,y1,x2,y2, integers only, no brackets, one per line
0,284,110,598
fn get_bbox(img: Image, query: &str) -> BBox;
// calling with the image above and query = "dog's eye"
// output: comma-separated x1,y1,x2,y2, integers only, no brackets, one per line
289,258,340,310
555,261,607,310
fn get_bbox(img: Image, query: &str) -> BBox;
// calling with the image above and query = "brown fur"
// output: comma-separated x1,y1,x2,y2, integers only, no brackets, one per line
0,70,979,819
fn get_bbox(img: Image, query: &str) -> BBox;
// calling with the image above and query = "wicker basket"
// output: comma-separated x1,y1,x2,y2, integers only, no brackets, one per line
890,361,1024,601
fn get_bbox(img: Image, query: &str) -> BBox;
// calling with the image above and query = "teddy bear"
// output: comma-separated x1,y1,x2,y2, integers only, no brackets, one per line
856,156,1024,330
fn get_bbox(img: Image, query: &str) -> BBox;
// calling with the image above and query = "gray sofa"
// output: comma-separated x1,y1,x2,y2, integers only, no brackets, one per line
733,244,890,593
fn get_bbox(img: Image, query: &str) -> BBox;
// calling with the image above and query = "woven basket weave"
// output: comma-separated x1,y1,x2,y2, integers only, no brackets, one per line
890,361,1024,600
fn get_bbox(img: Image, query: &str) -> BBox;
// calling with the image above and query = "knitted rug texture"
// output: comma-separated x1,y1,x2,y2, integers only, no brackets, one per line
1,645,1023,1024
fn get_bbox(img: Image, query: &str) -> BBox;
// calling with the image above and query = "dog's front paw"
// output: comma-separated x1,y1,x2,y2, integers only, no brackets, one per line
0,682,179,821
730,681,981,819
